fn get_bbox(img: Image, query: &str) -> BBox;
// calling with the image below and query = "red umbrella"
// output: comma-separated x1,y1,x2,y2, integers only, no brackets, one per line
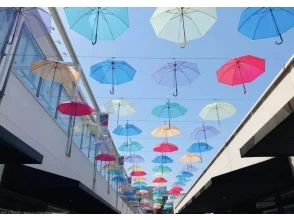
153,142,178,153
57,100,95,116
152,177,167,184
132,205,140,208
95,153,116,161
217,55,265,94
131,170,147,176
170,186,183,192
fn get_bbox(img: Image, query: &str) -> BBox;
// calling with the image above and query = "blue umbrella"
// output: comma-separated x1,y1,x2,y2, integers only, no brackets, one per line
64,7,129,45
238,7,294,45
112,175,127,184
152,155,174,164
188,142,213,153
123,191,134,196
152,100,187,128
172,181,186,187
176,171,193,178
113,122,142,136
152,165,172,172
90,59,136,94
133,182,147,187
134,186,148,190
176,176,189,183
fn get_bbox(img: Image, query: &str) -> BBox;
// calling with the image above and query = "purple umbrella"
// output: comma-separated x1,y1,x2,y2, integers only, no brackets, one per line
182,164,197,173
125,154,145,163
0,7,51,44
152,60,200,97
191,124,220,150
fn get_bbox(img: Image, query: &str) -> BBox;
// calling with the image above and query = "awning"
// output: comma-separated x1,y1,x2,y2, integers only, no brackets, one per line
0,126,43,164
178,158,294,214
240,112,294,157
0,164,120,214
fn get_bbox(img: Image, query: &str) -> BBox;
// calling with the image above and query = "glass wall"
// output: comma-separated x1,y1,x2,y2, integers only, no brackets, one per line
0,8,16,56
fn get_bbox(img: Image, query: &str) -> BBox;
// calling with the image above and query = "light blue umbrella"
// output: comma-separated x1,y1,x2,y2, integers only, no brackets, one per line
152,165,172,172
125,154,145,163
90,59,136,94
133,182,147,187
152,155,174,164
64,7,129,45
176,176,189,183
112,175,127,184
172,181,186,187
238,7,294,45
188,142,213,153
113,122,142,136
152,100,187,128
176,171,193,178
134,186,148,190
119,140,143,154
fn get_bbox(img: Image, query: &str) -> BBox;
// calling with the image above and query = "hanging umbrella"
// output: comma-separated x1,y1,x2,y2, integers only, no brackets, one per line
152,155,174,164
0,7,51,45
137,190,149,194
133,177,147,182
125,154,145,163
57,100,95,117
119,185,132,191
175,176,189,183
113,122,142,136
133,185,148,190
64,7,129,45
153,177,167,184
90,59,136,94
172,182,186,188
112,176,127,184
153,172,168,177
152,165,172,173
182,164,197,173
180,153,201,163
177,171,193,178
152,60,200,96
103,163,120,171
104,99,136,126
123,191,134,196
151,124,181,137
168,195,178,200
199,102,237,129
31,60,79,94
150,7,217,48
168,191,180,195
133,182,147,187
74,120,99,134
152,100,187,128
127,165,145,171
238,7,294,45
95,153,116,162
153,142,178,153
130,170,147,177
119,140,143,153
217,55,265,94
188,142,213,153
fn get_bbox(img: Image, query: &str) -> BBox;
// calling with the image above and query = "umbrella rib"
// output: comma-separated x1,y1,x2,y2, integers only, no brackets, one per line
183,13,202,36
68,8,96,29
238,7,265,30
252,11,270,39
100,12,115,40
102,8,129,28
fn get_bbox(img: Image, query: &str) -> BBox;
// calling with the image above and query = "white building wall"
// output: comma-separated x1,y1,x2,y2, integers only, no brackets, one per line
174,56,294,213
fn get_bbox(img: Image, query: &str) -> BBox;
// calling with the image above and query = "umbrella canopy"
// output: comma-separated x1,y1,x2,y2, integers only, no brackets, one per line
119,141,143,153
74,120,99,135
153,177,167,184
175,176,189,183
64,7,129,45
133,185,148,190
112,176,127,184
113,123,142,136
57,100,95,117
95,153,116,162
180,153,201,163
133,182,147,187
90,59,136,94
130,170,147,177
123,191,134,196
177,171,193,178
152,165,172,173
152,101,187,128
217,55,265,94
103,163,120,171
152,60,200,96
238,7,294,45
168,195,178,200
153,172,168,177
191,124,220,144
168,191,181,195
152,155,174,164
153,142,178,153
199,102,237,129
87,140,110,153
125,154,145,163
182,164,197,173
104,99,136,126
150,7,217,48
188,142,213,153
137,189,148,194
119,185,132,191
133,177,147,182
127,165,145,171
151,124,181,137
172,181,186,187
0,7,51,44
107,170,122,176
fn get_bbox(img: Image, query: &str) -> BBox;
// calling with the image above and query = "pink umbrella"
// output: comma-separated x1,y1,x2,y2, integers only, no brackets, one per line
153,177,167,184
95,153,116,162
130,170,147,176
57,100,95,116
153,142,178,153
216,55,265,94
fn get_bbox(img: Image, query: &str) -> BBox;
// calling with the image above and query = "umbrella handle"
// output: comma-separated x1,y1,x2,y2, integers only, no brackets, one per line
110,86,114,94
172,88,178,97
275,34,283,45
180,36,187,48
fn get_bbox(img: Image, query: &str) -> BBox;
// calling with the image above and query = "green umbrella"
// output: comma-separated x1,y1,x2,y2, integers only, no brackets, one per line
199,102,237,129
150,7,217,48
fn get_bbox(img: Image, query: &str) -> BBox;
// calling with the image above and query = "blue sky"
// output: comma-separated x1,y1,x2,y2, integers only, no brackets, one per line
55,7,294,192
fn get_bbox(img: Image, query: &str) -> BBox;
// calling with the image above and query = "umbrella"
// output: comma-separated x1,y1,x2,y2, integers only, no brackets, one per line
133,182,147,187
0,7,51,45
95,153,116,162
150,7,217,48
168,195,178,200
130,170,147,177
152,60,200,96
187,142,213,153
180,153,201,163
119,140,143,153
133,177,147,182
151,124,181,137
90,59,136,94
57,100,95,117
217,55,265,94
127,165,145,171
31,59,79,94
175,176,189,183
182,164,197,173
153,172,168,177
238,7,294,45
74,120,99,134
119,185,132,191
104,99,136,126
152,155,174,164
152,165,172,173
112,176,127,184
152,100,187,128
137,190,148,194
153,142,178,153
123,191,134,196
103,163,120,171
199,102,237,129
172,181,186,187
64,7,129,45
153,177,167,184
85,140,110,153
113,122,142,136
125,154,145,163
177,171,193,178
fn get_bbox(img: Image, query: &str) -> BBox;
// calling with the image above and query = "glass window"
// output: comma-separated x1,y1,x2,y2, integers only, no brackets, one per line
0,8,16,55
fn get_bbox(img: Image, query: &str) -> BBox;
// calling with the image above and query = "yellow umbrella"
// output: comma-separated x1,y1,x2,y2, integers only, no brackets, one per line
180,153,201,163
133,177,147,182
103,163,120,171
153,182,166,187
153,203,162,206
153,172,168,177
151,124,181,137
74,120,100,135
127,165,145,171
